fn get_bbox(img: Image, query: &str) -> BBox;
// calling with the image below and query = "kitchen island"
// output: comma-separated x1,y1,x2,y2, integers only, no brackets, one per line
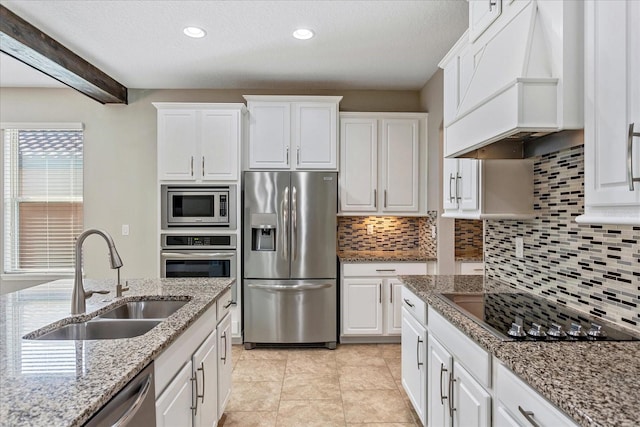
0,277,233,427
399,275,640,427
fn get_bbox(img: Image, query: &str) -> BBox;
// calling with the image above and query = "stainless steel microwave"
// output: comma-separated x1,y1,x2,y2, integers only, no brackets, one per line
161,185,236,229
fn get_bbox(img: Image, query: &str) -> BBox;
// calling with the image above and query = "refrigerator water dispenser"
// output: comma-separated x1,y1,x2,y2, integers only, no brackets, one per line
251,213,276,251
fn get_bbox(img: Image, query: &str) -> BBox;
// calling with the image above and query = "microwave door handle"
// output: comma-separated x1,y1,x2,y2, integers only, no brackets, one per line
282,186,289,261
291,186,297,262
161,252,235,259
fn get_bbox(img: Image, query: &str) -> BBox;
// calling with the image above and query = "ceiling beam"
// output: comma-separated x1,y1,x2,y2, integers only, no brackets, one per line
0,5,128,104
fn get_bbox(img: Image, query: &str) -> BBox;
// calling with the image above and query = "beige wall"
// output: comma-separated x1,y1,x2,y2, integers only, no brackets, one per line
0,87,423,289
419,70,455,274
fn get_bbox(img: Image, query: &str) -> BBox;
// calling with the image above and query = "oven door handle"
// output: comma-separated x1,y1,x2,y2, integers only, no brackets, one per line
161,252,235,259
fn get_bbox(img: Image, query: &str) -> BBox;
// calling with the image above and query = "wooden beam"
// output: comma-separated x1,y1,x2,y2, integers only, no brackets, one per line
0,5,128,104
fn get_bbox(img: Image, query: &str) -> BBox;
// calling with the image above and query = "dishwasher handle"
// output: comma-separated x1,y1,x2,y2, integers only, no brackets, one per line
113,373,153,427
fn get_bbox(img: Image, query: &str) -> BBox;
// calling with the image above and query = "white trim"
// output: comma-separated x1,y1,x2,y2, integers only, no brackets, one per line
1,273,73,281
0,122,83,130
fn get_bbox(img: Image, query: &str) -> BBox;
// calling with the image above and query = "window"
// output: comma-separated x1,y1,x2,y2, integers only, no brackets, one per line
2,124,83,274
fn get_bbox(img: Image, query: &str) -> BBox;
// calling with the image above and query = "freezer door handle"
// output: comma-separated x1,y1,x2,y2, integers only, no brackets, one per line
282,186,289,261
247,282,333,291
292,186,298,261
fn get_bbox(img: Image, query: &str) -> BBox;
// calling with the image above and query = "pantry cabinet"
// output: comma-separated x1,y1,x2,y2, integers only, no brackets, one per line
577,0,640,225
442,159,535,220
154,103,245,182
341,262,429,340
340,113,427,214
244,96,342,170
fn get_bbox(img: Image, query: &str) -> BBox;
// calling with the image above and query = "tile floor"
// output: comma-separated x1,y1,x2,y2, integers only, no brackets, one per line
221,343,420,427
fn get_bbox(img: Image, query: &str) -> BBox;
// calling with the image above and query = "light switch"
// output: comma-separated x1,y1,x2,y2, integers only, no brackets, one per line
366,224,374,235
515,237,523,258
122,224,130,236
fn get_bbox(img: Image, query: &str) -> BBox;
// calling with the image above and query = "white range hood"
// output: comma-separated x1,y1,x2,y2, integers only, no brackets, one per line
439,0,584,158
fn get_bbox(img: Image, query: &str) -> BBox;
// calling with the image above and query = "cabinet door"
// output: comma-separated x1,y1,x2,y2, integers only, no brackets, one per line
342,278,383,335
217,313,233,420
294,102,338,170
158,110,198,181
193,330,218,427
428,335,453,427
582,0,640,221
156,361,194,427
452,361,491,427
200,110,239,181
381,119,419,212
401,308,427,425
443,158,460,211
494,404,521,427
386,279,403,335
459,159,479,212
469,0,502,42
248,102,291,169
340,118,378,212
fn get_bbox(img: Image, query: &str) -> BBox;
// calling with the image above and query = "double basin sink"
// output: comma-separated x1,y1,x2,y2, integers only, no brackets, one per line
29,300,189,341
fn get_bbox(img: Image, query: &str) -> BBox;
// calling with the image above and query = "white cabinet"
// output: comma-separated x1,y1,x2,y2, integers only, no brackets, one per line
154,103,245,182
495,363,578,427
577,0,640,225
401,305,427,426
428,334,452,427
341,262,428,340
456,261,484,275
340,113,427,214
469,0,501,42
442,158,535,220
216,312,232,419
156,361,194,427
244,96,341,170
452,360,492,427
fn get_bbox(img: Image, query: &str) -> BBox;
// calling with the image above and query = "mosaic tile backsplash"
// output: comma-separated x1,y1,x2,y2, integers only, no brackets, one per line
337,213,437,258
485,146,640,328
455,219,483,258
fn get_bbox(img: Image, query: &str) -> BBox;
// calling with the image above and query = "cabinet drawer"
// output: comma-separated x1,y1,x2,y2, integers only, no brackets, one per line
401,286,426,325
343,262,427,277
496,363,577,427
459,262,484,275
217,287,233,323
428,306,491,388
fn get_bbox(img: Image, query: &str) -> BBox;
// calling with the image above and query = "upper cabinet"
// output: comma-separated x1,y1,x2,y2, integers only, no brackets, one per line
244,95,342,170
339,112,427,215
154,103,245,182
468,0,501,42
442,158,535,220
577,0,640,225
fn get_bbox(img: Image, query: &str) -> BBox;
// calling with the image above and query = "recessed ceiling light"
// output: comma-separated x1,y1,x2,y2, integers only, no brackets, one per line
183,26,206,38
293,28,314,40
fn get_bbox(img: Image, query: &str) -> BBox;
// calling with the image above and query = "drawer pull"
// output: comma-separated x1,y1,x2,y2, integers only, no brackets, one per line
403,298,415,308
448,371,456,417
518,406,540,427
416,337,423,369
439,363,448,405
375,269,396,272
223,300,235,309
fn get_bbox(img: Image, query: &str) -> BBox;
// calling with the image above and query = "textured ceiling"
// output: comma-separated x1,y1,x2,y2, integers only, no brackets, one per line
0,0,468,90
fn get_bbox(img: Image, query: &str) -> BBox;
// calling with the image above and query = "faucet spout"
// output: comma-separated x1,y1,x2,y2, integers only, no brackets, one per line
71,229,124,315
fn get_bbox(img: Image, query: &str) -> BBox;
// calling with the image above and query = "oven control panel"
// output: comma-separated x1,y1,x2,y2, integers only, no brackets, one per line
162,234,236,249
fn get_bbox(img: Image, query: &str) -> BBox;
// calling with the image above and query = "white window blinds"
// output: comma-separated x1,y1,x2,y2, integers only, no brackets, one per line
2,125,83,274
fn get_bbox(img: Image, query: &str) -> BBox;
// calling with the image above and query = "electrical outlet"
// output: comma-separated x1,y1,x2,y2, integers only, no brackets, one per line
122,224,130,236
515,237,524,258
431,225,437,239
366,224,374,235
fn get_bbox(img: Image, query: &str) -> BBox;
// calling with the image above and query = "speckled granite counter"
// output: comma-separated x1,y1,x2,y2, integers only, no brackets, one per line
399,275,640,427
0,277,233,427
338,250,435,262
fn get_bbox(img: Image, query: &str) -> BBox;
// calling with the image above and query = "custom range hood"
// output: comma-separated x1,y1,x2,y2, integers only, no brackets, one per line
439,0,584,159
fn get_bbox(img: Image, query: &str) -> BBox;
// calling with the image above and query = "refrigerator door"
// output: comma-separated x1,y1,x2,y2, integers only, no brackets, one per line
290,172,337,279
243,279,337,346
243,171,291,279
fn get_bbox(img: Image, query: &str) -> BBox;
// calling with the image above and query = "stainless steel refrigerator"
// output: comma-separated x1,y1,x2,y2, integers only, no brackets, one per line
243,171,337,349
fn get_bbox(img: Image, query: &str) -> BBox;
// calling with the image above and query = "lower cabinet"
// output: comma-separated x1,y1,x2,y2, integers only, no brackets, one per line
217,312,232,420
400,288,427,426
155,361,196,426
456,261,484,275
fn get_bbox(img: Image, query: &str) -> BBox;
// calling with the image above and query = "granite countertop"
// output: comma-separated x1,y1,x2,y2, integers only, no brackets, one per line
399,275,640,427
0,277,233,427
338,250,436,262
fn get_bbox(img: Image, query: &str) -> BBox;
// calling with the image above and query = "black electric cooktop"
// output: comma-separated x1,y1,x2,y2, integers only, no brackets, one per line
439,292,639,342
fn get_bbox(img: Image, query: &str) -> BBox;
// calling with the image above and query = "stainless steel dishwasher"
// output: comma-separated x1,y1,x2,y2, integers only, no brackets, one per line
84,362,156,427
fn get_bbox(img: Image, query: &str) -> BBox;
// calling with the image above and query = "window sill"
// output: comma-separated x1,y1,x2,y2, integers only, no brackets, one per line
1,273,73,282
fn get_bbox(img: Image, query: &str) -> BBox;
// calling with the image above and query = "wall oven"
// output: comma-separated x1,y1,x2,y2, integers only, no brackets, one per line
161,185,237,229
160,234,237,301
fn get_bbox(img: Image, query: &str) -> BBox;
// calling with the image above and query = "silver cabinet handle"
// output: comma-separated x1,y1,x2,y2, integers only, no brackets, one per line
190,371,199,414
416,337,423,370
379,283,382,304
286,146,290,165
489,0,497,12
374,189,377,208
518,406,541,427
439,363,448,405
113,373,153,427
197,362,205,403
223,300,234,309
455,173,462,201
282,186,289,261
449,173,456,202
448,371,456,418
375,269,396,272
297,146,300,165
628,123,640,191
190,156,194,177
292,186,297,261
221,331,228,363
384,190,388,208
202,157,205,177
389,283,392,304
403,298,414,308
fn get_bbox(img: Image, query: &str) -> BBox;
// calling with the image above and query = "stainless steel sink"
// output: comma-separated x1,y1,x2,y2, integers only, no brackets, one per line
31,320,161,340
97,300,188,319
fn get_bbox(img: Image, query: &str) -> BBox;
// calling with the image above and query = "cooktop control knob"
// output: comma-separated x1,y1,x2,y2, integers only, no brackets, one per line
527,322,547,339
547,323,567,338
507,323,526,338
567,322,585,338
587,323,607,338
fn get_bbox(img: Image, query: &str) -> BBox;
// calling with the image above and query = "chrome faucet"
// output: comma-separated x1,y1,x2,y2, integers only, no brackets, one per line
71,229,123,315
